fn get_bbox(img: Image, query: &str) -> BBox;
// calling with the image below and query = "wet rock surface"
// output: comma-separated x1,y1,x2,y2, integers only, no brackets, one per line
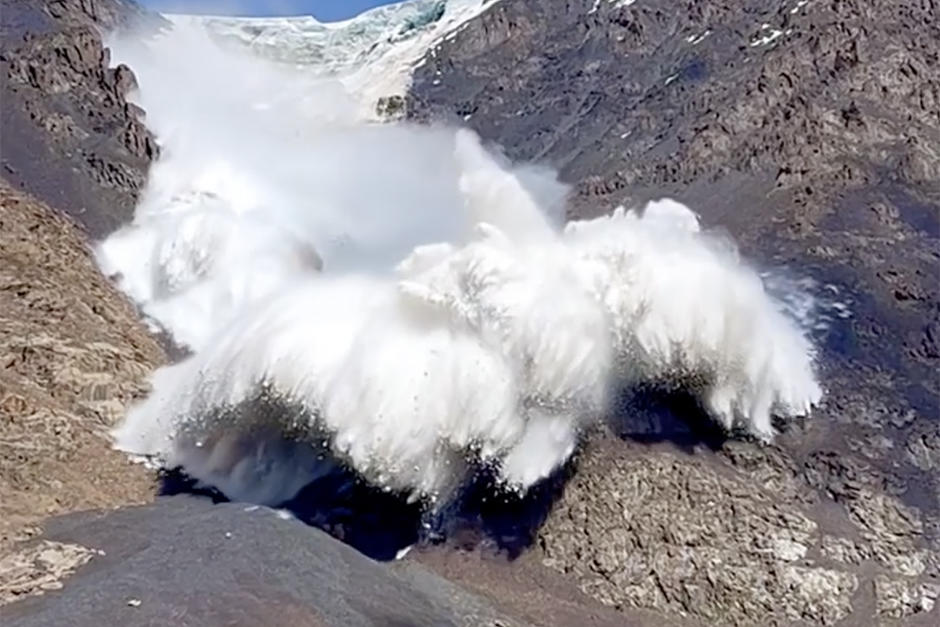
408,0,940,624
0,0,162,237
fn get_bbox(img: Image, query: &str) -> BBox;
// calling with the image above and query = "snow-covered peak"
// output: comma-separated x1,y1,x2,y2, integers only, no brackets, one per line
165,0,498,119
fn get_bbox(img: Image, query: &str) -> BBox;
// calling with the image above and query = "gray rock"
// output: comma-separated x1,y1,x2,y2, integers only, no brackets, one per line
0,0,163,237
875,576,940,618
0,497,528,627
407,1,940,623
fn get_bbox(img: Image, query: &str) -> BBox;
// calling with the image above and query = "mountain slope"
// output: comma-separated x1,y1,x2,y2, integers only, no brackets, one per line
405,0,940,623
0,0,162,237
0,180,164,603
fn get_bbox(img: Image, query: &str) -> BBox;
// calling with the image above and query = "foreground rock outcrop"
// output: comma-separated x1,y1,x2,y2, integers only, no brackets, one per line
538,439,939,625
1,497,529,627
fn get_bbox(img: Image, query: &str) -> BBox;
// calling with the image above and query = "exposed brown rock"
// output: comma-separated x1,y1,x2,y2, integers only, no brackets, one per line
0,540,99,606
0,181,164,558
875,576,940,619
538,442,856,626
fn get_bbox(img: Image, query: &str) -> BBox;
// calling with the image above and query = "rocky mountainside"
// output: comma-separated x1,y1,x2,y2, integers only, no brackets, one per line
0,180,163,599
405,0,940,623
1,0,938,626
0,0,168,602
0,0,161,237
0,0,174,571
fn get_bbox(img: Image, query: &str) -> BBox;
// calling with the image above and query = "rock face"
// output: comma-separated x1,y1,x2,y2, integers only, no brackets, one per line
0,0,161,237
407,0,940,624
0,182,164,556
0,0,167,604
538,440,926,625
0,497,529,627
407,0,939,408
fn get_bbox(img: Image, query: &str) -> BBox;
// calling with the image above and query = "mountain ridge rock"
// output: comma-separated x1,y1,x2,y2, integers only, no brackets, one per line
406,0,940,623
0,0,163,237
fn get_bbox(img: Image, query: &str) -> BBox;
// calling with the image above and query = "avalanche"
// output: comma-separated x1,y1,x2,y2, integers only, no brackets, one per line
100,17,822,511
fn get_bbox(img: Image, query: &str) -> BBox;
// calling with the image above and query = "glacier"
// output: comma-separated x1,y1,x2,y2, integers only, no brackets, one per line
167,0,500,119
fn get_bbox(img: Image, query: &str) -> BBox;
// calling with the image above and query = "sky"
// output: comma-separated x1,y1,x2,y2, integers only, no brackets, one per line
140,1,404,22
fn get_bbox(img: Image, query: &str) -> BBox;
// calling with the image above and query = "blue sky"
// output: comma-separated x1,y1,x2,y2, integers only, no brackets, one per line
141,1,403,21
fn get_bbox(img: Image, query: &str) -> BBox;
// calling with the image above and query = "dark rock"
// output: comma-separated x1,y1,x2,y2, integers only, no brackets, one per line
0,0,164,237
376,94,407,121
0,497,528,627
110,62,136,96
405,0,940,496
